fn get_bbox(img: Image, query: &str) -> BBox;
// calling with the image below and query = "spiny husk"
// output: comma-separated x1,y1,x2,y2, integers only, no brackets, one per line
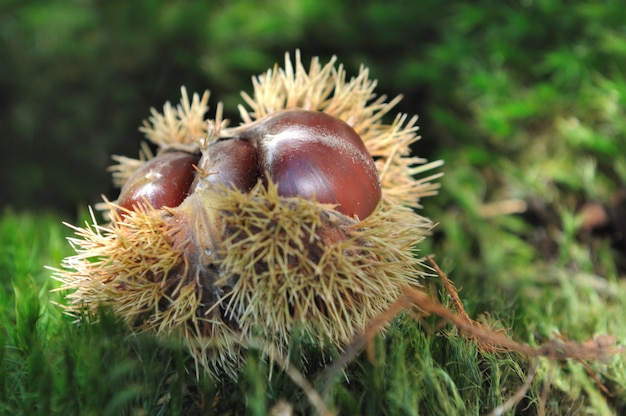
54,51,442,377
55,203,245,376
234,50,443,210
111,51,442,207
139,87,210,149
108,88,211,188
216,181,432,348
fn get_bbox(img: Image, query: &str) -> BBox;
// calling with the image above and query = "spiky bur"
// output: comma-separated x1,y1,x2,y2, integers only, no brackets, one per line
53,51,443,376
57,202,246,375
217,181,432,348
108,88,211,187
235,50,443,210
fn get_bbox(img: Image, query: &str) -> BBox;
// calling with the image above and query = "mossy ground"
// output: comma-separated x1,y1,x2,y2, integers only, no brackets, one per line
2,202,625,414
4,1,626,414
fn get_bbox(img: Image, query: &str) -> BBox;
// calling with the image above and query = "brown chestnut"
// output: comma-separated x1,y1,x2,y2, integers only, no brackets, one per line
117,151,200,211
196,139,259,192
118,140,259,213
246,110,381,219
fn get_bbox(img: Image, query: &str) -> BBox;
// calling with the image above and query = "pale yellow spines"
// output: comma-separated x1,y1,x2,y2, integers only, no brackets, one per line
215,181,433,349
53,202,244,377
56,205,186,329
111,52,441,208
54,51,442,377
140,87,211,149
234,51,443,210
108,87,213,188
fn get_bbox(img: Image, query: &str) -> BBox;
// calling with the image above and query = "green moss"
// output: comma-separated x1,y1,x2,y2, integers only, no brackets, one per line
4,0,626,413
2,202,626,412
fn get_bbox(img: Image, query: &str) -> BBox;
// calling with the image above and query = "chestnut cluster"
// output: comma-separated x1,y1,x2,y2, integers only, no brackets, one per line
118,110,381,220
55,52,441,377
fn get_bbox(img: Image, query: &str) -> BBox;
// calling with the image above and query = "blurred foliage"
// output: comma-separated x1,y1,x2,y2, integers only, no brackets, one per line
0,0,450,212
3,0,626,413
5,0,626,275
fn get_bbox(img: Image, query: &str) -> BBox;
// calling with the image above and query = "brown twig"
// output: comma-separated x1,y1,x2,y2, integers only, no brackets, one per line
301,258,622,413
401,285,623,361
538,364,553,416
426,255,473,325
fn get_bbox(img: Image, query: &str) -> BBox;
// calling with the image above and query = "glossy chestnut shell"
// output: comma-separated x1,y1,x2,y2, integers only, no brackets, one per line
197,139,258,192
249,110,382,219
118,139,261,213
118,111,381,220
117,151,200,211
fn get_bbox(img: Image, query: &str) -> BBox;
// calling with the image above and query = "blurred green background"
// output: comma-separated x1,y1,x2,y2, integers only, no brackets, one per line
3,0,626,277
1,0,440,214
5,0,626,265
3,1,626,412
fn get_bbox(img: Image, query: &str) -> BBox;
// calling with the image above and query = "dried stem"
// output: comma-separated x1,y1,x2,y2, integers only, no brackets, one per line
317,257,623,411
426,256,472,325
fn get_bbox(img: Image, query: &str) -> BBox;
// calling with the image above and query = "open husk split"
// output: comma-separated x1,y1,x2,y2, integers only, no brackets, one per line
54,51,443,376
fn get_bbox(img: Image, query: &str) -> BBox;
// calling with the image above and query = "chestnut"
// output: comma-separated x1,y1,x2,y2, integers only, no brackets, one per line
117,151,200,211
244,110,382,219
119,140,260,212
195,139,259,193
56,53,443,378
